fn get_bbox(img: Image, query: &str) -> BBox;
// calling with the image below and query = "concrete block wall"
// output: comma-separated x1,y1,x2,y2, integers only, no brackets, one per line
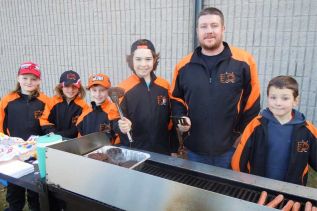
0,0,316,124
0,0,194,97
204,0,317,123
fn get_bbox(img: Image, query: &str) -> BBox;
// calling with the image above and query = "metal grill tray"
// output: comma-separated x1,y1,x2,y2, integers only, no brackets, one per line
85,146,150,170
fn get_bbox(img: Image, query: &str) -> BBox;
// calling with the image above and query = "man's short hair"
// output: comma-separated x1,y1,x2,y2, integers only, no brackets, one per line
267,75,299,98
197,7,224,26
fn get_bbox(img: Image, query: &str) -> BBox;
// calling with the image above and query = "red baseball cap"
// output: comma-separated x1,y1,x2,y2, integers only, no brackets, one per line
18,62,41,79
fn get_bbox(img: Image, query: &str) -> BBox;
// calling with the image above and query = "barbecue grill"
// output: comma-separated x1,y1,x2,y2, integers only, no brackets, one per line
46,132,317,211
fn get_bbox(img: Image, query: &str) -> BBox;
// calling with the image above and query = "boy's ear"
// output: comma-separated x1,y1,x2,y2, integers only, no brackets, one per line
293,96,300,107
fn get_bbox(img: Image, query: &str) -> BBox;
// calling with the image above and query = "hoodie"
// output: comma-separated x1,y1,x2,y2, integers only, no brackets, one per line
261,108,305,181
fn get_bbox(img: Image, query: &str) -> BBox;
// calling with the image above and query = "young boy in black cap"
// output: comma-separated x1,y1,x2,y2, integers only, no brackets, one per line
118,39,177,155
40,70,89,138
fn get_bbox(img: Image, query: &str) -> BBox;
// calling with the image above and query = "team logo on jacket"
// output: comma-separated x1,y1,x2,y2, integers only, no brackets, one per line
100,123,111,133
34,110,43,119
157,95,168,106
219,72,236,83
297,140,309,152
72,115,79,124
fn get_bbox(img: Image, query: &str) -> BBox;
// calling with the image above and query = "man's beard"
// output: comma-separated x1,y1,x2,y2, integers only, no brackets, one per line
200,38,223,51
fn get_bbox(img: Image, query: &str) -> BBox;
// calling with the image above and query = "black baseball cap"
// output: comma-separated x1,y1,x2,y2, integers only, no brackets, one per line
130,39,156,54
60,70,81,88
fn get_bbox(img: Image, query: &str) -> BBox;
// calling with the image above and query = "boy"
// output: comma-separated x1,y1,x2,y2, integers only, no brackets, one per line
76,73,120,143
232,75,317,185
118,39,177,155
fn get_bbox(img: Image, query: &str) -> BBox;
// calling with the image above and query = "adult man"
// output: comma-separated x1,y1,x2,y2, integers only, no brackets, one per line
171,7,260,168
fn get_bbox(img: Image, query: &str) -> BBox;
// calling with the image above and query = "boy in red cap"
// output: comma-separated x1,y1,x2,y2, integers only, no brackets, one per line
0,62,49,211
40,70,89,138
76,74,120,143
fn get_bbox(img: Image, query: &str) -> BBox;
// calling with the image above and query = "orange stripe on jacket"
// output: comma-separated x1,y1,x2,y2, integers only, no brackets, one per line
302,164,309,185
303,121,317,184
236,90,244,115
230,46,260,112
170,53,193,110
39,96,60,126
231,116,262,172
117,74,140,104
37,92,51,105
0,93,20,133
305,121,317,138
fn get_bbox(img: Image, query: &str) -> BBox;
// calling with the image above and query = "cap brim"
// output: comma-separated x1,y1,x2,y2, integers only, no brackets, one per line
63,81,81,88
18,69,41,78
87,81,110,89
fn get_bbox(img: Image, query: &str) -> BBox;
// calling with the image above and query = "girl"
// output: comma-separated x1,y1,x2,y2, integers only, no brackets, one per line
0,62,50,211
40,70,89,138
118,39,177,155
76,73,120,144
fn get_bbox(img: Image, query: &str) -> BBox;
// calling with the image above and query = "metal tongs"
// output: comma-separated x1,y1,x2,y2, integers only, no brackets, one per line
108,87,133,144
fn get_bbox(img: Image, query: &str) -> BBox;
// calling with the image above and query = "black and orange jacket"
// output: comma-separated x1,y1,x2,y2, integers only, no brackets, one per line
231,114,317,185
171,42,260,155
0,92,49,141
40,95,89,138
118,73,176,154
76,99,120,143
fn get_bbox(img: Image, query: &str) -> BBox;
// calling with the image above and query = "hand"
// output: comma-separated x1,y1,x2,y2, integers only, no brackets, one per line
257,191,317,211
177,116,191,133
233,135,241,148
118,117,132,134
170,153,178,157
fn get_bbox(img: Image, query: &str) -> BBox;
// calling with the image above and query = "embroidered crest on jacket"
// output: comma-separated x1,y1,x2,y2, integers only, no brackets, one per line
219,72,236,83
157,95,168,106
297,140,309,152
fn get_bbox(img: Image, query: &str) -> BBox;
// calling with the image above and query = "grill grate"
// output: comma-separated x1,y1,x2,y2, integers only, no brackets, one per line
139,161,316,210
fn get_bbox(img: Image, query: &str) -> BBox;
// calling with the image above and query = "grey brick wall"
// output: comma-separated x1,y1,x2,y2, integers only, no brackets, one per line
204,0,317,124
0,0,194,97
0,0,316,124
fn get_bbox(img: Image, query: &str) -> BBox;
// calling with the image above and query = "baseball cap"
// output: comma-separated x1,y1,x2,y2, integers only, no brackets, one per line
87,73,111,89
18,62,41,79
60,70,81,88
130,39,156,54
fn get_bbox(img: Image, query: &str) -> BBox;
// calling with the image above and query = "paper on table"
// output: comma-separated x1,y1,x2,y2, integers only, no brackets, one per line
0,160,34,178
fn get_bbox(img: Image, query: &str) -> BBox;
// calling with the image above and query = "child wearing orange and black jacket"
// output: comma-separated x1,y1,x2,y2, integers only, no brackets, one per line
118,39,178,155
76,73,120,143
40,70,89,139
232,76,317,186
0,62,50,211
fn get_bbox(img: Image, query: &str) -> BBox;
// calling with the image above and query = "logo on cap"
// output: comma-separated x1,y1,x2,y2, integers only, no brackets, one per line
18,62,41,78
92,75,104,81
67,73,77,80
20,63,40,70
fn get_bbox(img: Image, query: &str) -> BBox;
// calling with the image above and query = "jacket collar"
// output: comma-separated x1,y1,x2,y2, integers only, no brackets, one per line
91,99,111,111
190,42,232,66
132,71,157,87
